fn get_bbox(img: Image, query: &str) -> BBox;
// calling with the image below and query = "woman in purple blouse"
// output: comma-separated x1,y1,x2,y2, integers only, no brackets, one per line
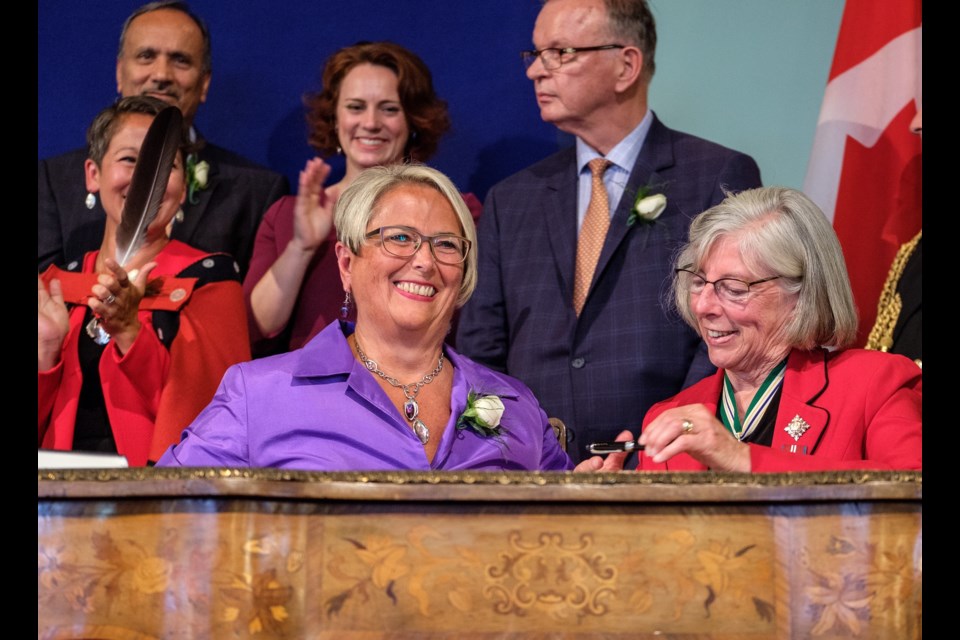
158,165,572,471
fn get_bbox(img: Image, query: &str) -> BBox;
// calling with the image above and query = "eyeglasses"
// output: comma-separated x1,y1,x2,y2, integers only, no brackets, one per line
676,268,782,305
520,44,625,70
364,225,471,265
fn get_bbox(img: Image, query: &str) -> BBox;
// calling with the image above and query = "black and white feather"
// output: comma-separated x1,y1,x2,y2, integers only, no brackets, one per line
115,106,183,266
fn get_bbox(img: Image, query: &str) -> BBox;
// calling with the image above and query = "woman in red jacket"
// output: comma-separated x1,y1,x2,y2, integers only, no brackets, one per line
579,187,921,472
38,97,250,466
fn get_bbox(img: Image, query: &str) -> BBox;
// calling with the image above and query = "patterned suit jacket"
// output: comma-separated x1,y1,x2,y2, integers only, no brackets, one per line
637,348,922,472
38,140,288,277
457,114,762,462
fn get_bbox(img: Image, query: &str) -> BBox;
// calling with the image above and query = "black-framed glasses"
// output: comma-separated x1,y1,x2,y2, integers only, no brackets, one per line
520,44,625,70
364,225,471,265
675,268,782,305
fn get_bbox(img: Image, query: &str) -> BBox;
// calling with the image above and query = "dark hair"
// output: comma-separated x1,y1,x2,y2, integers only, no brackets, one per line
304,41,451,161
87,96,190,166
603,0,657,82
118,1,212,75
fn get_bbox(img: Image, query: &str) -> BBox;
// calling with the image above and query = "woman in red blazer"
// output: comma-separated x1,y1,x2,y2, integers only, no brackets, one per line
38,97,250,466
579,187,921,472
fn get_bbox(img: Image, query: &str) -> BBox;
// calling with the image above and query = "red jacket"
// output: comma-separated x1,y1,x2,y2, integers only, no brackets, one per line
39,241,250,465
637,348,922,472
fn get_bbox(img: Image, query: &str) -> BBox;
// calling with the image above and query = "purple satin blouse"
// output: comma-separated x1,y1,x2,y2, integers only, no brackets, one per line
157,321,573,471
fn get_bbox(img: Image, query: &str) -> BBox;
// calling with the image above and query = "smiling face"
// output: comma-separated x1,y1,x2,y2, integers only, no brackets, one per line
116,8,211,124
691,236,797,382
338,184,463,342
527,0,621,138
336,63,410,176
85,113,186,239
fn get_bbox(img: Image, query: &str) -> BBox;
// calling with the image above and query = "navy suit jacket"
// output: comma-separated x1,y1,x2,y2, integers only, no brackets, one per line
457,114,762,462
38,140,288,277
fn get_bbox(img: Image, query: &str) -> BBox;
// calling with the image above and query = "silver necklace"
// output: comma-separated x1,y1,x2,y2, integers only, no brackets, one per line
354,337,444,445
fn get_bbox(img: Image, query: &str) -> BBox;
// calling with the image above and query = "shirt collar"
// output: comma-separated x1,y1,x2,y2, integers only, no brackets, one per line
575,108,653,174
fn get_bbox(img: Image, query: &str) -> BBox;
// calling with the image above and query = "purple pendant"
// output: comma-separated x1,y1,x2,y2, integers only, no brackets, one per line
404,399,419,421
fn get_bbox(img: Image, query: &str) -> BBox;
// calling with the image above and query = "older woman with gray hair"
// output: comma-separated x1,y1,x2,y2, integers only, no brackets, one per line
159,164,572,471
580,186,921,472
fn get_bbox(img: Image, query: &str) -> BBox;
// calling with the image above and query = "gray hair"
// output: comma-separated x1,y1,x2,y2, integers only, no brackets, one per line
118,1,212,75
335,164,478,307
673,186,858,349
605,0,657,83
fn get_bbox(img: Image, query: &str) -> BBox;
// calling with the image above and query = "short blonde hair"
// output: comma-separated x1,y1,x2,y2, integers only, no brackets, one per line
335,163,477,307
674,186,858,349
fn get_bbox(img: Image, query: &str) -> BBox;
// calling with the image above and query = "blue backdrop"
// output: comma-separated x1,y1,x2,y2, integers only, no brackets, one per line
38,1,843,200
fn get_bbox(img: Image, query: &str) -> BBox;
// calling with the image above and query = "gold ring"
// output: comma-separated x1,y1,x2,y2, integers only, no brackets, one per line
681,419,694,434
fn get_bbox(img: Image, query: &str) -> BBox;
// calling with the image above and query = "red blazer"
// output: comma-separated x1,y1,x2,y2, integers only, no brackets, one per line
38,241,251,465
637,348,922,472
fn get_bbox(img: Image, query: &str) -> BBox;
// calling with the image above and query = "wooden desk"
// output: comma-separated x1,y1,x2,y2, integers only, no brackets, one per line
39,469,921,639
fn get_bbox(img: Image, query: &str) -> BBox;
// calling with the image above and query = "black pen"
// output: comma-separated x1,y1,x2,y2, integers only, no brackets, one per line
586,439,644,455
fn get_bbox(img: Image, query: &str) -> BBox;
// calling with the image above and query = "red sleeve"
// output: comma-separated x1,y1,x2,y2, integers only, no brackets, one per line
150,279,251,462
38,361,65,444
461,192,483,224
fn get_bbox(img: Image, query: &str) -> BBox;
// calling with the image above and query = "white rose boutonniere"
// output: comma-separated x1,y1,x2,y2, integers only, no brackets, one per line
627,183,669,227
456,391,507,443
186,155,210,204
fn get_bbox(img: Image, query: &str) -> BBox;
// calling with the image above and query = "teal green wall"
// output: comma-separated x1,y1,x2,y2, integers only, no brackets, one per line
651,0,845,189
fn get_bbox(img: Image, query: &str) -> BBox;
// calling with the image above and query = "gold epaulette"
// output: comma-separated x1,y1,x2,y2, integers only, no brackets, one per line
865,231,921,353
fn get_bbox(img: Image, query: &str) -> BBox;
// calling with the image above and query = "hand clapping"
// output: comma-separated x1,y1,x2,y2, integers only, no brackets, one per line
87,258,156,355
291,157,335,253
38,276,70,371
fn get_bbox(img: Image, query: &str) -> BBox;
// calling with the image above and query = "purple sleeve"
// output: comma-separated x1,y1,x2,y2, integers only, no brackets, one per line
155,363,250,467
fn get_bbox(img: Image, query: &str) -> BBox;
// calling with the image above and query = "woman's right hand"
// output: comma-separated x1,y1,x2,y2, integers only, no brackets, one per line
38,276,70,371
291,157,335,253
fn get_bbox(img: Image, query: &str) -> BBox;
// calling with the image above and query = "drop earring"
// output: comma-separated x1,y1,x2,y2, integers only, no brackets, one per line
340,291,352,319
85,193,96,210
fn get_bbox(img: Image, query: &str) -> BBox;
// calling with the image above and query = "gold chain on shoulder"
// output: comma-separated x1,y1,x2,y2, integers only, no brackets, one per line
865,231,921,352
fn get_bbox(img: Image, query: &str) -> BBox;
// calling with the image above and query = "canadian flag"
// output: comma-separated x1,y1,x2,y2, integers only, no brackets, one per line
804,0,922,345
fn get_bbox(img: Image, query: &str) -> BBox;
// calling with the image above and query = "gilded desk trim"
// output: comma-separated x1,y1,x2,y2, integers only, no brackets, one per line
38,468,921,503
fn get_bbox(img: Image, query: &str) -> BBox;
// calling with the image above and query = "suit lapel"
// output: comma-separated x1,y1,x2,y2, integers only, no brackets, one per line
542,153,580,304
771,350,830,455
170,143,218,246
591,115,677,296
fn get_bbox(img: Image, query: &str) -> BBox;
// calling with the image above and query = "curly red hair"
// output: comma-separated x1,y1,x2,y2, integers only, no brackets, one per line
305,41,451,162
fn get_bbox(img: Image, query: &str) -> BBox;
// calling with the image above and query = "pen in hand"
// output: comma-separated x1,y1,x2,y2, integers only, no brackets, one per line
586,439,644,455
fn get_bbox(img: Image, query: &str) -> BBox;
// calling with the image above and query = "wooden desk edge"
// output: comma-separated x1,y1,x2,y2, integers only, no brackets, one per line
38,469,922,503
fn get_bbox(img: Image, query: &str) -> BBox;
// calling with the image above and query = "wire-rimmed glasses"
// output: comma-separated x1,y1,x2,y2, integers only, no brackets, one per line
675,268,782,305
520,44,625,70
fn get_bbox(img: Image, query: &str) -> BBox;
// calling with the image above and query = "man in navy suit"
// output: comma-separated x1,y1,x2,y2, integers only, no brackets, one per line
457,0,762,462
38,1,287,277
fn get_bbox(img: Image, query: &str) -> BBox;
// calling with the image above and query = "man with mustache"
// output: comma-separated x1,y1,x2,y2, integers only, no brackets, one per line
38,1,288,277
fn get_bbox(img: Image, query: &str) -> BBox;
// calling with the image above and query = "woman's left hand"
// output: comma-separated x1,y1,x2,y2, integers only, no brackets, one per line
88,258,156,355
574,429,635,472
638,405,751,472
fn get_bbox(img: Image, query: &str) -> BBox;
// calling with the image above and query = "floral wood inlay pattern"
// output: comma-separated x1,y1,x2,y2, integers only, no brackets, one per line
802,534,920,637
38,519,301,637
484,531,617,620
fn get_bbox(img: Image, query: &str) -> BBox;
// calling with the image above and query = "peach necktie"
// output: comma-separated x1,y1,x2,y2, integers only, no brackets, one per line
573,159,612,315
